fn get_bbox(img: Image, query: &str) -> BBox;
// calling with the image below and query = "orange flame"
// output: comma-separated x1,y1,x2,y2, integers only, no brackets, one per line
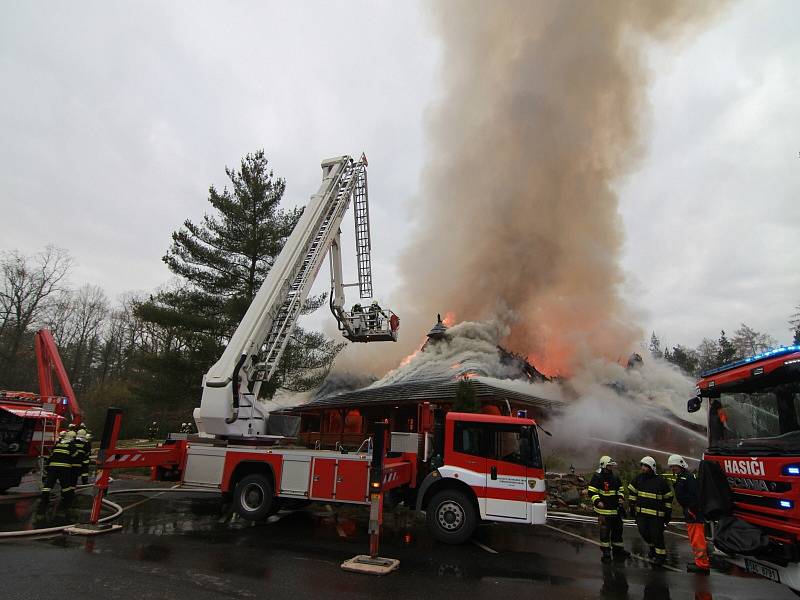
442,311,456,327
399,349,420,368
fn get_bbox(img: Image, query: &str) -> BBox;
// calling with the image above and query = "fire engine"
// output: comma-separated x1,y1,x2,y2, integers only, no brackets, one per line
88,155,547,544
0,329,81,492
689,344,800,591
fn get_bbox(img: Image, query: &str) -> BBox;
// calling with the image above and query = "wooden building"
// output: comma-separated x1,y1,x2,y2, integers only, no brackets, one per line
272,377,562,450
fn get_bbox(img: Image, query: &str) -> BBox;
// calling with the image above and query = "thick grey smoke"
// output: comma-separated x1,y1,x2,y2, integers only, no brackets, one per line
391,1,725,376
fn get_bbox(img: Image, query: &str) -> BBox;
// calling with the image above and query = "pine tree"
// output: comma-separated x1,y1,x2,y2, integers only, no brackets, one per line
648,332,663,359
665,345,700,377
135,150,343,412
790,303,800,346
716,330,736,366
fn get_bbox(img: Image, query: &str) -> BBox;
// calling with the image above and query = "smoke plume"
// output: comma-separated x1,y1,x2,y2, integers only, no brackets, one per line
392,1,725,375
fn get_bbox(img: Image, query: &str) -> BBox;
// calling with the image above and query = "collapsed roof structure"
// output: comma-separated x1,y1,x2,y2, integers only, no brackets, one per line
273,316,561,449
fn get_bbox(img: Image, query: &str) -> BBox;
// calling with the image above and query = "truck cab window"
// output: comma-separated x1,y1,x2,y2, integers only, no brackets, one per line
453,422,487,457
489,424,542,468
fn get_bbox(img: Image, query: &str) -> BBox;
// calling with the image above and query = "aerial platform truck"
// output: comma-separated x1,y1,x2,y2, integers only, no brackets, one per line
689,344,800,592
0,329,82,491
89,155,547,556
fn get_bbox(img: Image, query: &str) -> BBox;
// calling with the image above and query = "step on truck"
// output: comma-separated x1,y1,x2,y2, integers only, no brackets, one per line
688,344,800,592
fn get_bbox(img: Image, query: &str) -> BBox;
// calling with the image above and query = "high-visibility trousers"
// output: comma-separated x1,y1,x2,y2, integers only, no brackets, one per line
41,466,76,504
687,522,710,569
598,515,624,550
636,516,666,558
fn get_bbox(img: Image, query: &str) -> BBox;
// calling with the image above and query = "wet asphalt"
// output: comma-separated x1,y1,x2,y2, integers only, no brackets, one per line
0,475,794,600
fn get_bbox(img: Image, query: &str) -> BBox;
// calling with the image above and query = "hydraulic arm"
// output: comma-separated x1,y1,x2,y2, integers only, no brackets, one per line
195,155,398,438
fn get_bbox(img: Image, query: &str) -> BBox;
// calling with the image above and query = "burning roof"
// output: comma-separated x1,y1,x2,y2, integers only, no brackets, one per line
274,376,562,416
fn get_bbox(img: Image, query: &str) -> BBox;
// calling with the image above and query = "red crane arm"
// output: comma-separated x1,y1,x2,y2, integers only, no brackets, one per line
34,329,82,425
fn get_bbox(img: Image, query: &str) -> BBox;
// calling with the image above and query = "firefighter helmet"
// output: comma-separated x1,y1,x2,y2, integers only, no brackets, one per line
598,455,617,469
63,431,77,441
640,456,657,472
667,454,688,469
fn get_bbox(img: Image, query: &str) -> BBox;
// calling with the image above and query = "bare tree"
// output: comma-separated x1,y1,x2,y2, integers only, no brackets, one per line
66,284,109,388
696,338,720,374
732,323,777,358
0,246,72,381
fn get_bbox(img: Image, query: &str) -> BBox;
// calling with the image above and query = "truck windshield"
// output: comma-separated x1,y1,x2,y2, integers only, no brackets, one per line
709,382,800,454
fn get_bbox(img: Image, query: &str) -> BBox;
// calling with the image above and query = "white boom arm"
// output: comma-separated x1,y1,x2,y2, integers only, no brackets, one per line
194,155,397,438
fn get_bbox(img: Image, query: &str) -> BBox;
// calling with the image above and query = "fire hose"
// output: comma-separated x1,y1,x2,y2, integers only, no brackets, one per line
547,510,689,538
0,485,218,539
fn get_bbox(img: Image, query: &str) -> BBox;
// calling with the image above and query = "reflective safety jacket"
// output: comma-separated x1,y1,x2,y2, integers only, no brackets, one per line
628,471,673,520
73,438,91,472
47,439,76,469
588,469,625,515
72,439,89,470
674,469,704,523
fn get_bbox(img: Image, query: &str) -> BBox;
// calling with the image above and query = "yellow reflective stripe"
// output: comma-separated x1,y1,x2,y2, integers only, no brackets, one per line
590,495,601,503
637,490,661,499
48,462,72,468
627,484,637,494
595,508,618,515
635,507,665,517
663,491,674,499
654,548,667,555
587,485,600,493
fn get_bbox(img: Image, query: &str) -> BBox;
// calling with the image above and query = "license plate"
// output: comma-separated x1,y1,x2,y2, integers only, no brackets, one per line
745,558,780,583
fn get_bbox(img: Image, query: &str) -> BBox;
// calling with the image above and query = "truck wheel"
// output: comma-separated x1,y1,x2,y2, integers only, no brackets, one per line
426,489,477,544
233,474,275,521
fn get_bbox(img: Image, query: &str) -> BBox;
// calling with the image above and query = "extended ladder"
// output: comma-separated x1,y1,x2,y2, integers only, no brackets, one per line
255,162,360,383
353,166,372,299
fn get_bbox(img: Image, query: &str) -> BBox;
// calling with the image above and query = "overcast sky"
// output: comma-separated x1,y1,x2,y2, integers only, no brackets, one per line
1,1,798,360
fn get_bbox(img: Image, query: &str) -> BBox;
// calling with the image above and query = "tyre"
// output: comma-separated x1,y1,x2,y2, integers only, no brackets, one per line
426,489,477,544
233,473,275,521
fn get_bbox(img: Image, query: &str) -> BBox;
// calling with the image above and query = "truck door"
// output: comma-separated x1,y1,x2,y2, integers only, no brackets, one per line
484,424,529,520
450,420,489,514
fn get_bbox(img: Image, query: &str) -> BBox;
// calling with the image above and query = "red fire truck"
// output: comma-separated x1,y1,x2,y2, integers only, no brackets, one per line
94,406,547,543
689,344,800,591
0,329,81,492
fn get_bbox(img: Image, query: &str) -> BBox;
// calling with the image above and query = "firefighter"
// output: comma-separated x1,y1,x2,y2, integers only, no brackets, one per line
72,428,89,487
74,427,92,485
40,430,78,509
628,456,673,566
148,421,159,440
668,454,710,573
588,455,631,562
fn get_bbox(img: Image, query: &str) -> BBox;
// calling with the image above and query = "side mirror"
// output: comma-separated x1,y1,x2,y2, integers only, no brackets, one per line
687,396,702,413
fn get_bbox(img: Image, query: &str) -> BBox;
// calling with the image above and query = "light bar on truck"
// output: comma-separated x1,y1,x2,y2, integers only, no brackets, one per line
780,500,794,509
783,465,800,476
700,345,800,378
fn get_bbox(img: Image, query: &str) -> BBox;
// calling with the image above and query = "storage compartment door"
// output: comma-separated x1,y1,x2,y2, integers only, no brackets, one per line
335,459,369,503
310,457,336,500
